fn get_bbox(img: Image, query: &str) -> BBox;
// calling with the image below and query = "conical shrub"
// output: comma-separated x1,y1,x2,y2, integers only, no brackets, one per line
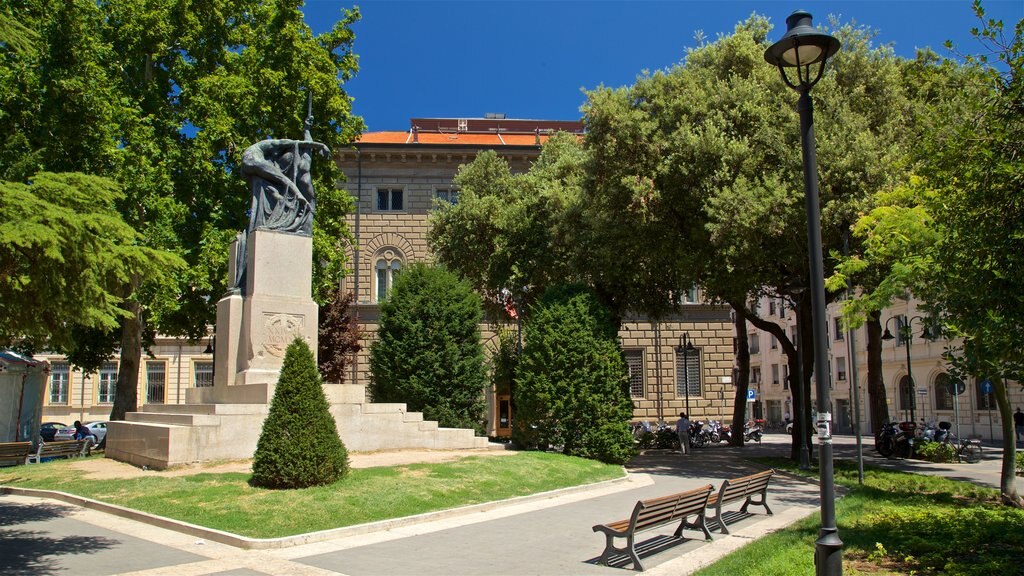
250,337,349,488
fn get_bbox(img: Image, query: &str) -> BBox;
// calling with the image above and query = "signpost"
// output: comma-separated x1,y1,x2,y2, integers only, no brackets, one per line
981,379,993,442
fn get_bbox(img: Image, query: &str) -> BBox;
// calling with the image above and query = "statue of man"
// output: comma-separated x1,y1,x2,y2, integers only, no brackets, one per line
230,101,330,294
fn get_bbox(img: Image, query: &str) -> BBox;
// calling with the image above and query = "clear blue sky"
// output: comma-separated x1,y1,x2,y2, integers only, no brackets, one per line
302,1,1024,132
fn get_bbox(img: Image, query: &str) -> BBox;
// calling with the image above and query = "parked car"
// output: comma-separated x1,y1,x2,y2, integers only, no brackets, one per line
53,421,108,445
39,422,67,442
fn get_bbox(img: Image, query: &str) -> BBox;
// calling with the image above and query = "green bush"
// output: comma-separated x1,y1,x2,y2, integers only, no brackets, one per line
513,285,634,464
368,263,488,432
913,439,956,463
250,338,349,489
1016,450,1023,476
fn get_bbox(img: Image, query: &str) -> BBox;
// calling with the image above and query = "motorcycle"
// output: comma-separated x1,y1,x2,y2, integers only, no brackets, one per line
876,421,916,458
688,421,711,448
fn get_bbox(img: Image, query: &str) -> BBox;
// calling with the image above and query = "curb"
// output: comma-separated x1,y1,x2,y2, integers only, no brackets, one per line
1,472,631,550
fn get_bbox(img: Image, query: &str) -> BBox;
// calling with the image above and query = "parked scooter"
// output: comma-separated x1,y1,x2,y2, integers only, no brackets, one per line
688,421,711,448
876,421,916,458
706,420,726,443
743,419,763,444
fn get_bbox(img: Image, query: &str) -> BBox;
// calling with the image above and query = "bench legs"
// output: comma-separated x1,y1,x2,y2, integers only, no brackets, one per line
674,514,713,542
740,490,773,516
594,529,644,572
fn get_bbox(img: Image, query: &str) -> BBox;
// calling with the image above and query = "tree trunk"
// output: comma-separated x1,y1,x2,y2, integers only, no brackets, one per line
993,377,1022,507
865,310,889,435
110,298,142,421
731,307,749,446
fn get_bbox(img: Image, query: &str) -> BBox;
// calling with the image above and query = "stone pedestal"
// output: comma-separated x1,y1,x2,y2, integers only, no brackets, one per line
187,230,318,405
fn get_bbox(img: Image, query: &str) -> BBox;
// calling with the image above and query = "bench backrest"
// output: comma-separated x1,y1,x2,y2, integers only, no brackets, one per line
632,484,713,532
37,440,87,458
717,469,774,505
0,442,33,458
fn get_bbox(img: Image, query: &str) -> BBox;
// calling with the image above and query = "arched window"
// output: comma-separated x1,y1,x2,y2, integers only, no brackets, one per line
375,256,402,302
898,375,915,413
934,373,954,411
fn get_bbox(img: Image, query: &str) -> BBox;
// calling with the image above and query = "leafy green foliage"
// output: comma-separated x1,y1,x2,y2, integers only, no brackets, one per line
912,439,956,463
368,263,488,432
318,288,362,384
428,132,586,313
251,338,348,489
1,1,362,418
0,173,182,349
514,286,634,464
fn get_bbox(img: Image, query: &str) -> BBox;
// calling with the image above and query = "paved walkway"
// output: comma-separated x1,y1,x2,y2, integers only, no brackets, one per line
1,435,1018,576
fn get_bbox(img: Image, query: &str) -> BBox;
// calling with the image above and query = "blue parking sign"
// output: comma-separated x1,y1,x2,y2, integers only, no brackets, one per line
746,389,756,401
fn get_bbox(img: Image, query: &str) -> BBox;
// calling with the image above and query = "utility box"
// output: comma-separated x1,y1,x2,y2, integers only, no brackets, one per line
0,350,49,444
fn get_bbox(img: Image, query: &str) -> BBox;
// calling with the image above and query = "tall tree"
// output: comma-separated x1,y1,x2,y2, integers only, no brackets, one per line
1,1,362,419
841,3,1023,505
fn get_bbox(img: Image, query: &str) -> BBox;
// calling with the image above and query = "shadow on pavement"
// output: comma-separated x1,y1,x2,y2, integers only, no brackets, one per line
0,501,117,576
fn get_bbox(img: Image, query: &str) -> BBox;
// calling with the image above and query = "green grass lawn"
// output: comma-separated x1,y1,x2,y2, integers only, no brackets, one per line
694,458,1024,576
0,452,622,539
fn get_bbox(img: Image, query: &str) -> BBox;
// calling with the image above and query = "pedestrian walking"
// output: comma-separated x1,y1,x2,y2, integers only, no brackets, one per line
676,412,691,455
1014,407,1024,443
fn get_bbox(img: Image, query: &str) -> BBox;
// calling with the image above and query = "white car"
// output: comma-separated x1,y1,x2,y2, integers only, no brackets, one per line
54,421,108,444
786,421,818,435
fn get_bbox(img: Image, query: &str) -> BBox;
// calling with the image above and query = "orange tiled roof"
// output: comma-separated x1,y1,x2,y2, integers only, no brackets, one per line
357,131,561,146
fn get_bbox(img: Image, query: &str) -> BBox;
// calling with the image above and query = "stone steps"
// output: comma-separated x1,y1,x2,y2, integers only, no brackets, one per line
108,386,489,469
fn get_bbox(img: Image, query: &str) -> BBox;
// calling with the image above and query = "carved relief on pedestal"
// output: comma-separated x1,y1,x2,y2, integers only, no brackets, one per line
257,313,305,359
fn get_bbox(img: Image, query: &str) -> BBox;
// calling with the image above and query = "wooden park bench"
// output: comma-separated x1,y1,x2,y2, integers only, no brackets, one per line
593,484,714,571
705,468,775,534
27,440,90,464
0,441,34,466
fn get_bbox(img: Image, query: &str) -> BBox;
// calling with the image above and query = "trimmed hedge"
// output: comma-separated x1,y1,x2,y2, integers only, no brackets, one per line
250,338,349,489
513,285,634,464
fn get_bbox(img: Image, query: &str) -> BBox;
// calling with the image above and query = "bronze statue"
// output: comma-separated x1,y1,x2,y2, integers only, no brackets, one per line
231,95,330,294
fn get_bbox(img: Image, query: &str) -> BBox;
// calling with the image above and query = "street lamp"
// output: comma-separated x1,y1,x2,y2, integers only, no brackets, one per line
764,10,842,576
676,333,695,414
881,315,932,424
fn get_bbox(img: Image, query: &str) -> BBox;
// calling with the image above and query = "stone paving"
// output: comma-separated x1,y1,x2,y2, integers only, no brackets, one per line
1,435,1018,576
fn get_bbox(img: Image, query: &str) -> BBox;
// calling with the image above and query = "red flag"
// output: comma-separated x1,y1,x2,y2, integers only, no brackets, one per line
504,295,518,319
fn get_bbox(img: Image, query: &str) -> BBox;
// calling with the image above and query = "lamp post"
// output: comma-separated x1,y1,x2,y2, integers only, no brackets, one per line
676,333,695,414
881,315,932,424
764,10,842,575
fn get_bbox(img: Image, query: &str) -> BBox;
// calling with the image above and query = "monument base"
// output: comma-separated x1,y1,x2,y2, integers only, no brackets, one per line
107,384,492,469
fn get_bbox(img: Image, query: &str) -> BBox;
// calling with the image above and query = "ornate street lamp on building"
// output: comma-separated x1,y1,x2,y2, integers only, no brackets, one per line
764,10,842,576
882,315,933,424
676,333,695,414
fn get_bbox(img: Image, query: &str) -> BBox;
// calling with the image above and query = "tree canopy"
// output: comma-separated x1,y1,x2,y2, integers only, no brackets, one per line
1,1,362,418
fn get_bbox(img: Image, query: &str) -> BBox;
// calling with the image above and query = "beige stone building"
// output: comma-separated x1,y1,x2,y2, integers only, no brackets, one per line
746,295,1024,442
337,117,735,436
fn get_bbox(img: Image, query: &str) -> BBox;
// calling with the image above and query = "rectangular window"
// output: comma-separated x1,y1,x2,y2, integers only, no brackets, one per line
146,361,166,404
49,362,70,405
376,187,404,211
769,300,776,315
783,365,790,390
98,362,117,404
194,361,214,388
771,364,779,386
434,188,459,205
779,300,786,319
749,334,760,354
770,334,778,350
624,349,644,398
834,317,844,341
675,347,702,398
836,357,847,382
751,366,761,384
